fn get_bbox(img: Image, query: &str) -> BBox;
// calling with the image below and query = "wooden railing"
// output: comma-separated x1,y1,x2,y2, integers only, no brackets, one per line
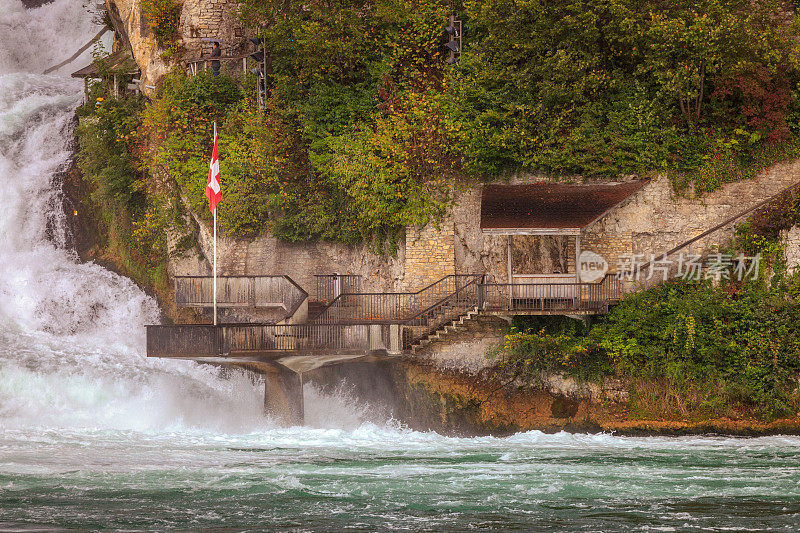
313,275,483,324
481,275,621,314
146,322,402,359
185,53,251,76
314,274,362,304
174,275,307,318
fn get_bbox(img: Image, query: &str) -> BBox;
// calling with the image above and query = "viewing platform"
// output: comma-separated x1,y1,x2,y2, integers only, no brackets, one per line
148,273,622,363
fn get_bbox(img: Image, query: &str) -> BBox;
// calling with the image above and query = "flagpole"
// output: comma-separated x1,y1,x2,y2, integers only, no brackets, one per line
213,121,218,327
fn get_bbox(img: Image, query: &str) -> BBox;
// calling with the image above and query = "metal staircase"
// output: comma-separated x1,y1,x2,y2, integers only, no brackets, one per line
408,306,482,354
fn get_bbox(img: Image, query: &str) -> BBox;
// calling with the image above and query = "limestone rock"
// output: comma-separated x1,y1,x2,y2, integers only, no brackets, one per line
106,0,170,97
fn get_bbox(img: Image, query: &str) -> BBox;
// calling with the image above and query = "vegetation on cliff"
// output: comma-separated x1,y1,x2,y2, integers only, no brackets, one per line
75,68,173,296
497,261,800,421
81,0,800,246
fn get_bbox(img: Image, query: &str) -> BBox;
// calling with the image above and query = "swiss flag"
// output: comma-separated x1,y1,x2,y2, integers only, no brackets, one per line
205,130,222,213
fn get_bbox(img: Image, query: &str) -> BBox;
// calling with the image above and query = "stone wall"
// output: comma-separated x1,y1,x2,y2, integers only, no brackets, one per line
106,0,250,96
180,0,250,60
452,160,800,282
581,232,633,274
181,208,405,298
415,315,508,374
177,159,800,303
403,217,455,291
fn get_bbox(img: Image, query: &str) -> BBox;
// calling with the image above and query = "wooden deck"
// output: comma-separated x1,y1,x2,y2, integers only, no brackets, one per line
147,276,622,361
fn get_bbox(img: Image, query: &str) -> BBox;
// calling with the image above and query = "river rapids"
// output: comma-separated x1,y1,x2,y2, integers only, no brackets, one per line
1,2,800,531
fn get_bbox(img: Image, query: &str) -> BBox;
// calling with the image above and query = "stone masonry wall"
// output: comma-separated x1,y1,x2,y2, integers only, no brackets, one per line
452,159,800,283
107,0,250,96
581,233,634,274
177,159,800,303
403,217,456,291
180,0,250,60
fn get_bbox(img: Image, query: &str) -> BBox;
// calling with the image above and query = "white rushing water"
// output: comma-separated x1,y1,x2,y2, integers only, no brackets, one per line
4,3,800,530
0,0,276,435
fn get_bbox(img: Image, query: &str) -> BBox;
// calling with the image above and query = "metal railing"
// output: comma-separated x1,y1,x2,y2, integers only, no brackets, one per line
185,53,250,77
146,322,402,358
637,181,800,289
314,274,362,304
481,275,621,314
174,275,307,318
313,275,483,324
402,276,485,348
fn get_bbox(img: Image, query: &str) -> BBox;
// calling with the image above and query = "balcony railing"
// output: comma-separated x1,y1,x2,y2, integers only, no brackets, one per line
313,275,483,324
174,275,307,319
146,322,402,359
149,275,623,359
481,275,621,314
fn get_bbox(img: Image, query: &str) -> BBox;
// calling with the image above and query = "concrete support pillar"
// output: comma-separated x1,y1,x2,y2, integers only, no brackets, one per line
388,324,401,355
263,365,304,426
368,324,385,352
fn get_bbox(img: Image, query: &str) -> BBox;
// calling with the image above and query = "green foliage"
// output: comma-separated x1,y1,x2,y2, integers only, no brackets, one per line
594,279,800,418
126,1,800,246
141,0,182,59
78,96,144,211
77,94,170,289
232,0,465,246
141,72,242,222
494,317,611,382
446,0,799,189
140,19,463,247
498,277,800,420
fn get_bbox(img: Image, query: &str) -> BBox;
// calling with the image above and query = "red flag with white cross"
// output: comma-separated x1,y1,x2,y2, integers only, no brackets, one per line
205,129,221,213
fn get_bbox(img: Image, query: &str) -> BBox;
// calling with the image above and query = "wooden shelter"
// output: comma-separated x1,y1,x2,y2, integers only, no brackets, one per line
71,50,139,104
480,181,648,286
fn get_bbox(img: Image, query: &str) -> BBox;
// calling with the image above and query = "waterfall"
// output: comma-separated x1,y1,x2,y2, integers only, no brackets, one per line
0,0,273,434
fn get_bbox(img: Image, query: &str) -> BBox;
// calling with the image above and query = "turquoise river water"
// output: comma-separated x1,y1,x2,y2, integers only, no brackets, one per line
1,1,800,531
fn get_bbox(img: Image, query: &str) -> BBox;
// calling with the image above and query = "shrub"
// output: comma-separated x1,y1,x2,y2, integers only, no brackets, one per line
141,0,182,59
494,278,800,420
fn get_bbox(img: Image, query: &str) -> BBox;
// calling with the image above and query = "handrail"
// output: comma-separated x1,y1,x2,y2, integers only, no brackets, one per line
313,274,481,323
404,275,484,323
640,181,800,273
314,274,362,303
147,322,403,358
479,274,621,314
173,275,308,320
184,53,252,64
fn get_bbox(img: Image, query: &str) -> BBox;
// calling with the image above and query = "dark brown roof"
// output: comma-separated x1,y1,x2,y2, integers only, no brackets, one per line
480,180,649,233
71,50,134,78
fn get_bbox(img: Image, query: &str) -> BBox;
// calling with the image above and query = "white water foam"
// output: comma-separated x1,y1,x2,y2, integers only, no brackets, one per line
4,0,799,450
0,0,283,435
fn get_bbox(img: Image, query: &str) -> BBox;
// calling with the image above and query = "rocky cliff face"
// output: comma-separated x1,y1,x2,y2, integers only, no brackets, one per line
106,0,248,97
106,0,170,96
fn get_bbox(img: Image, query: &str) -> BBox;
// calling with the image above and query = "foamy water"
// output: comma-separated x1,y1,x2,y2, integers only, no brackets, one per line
1,1,800,530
